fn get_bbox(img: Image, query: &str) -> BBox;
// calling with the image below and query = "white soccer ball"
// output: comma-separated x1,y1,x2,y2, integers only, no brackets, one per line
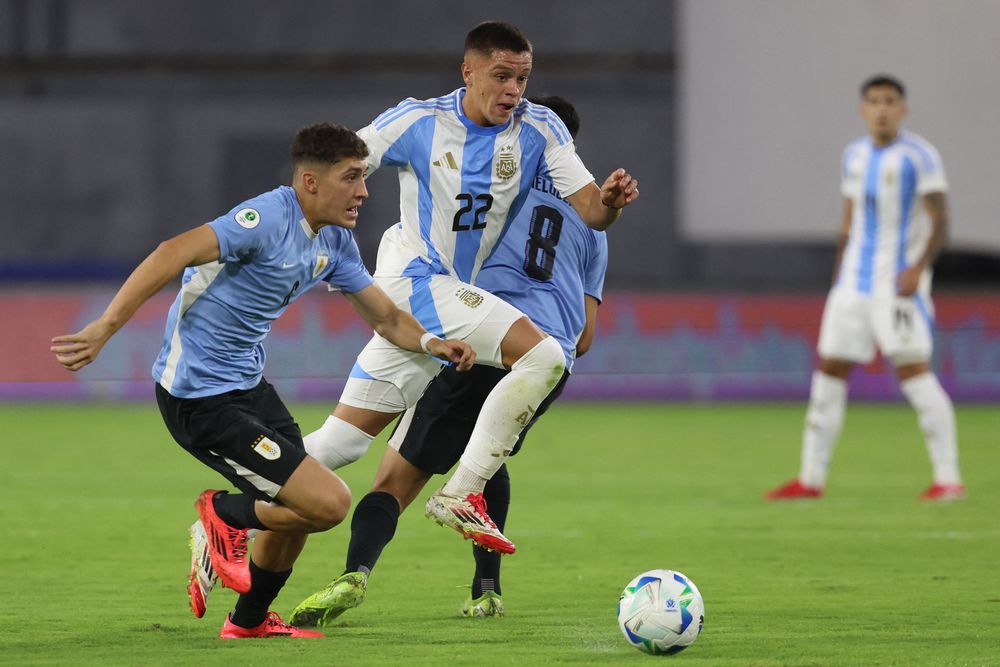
617,569,705,655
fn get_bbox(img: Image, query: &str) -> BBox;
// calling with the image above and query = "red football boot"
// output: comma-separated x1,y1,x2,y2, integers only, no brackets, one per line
765,478,824,501
220,612,325,639
425,490,516,554
194,490,251,594
919,483,966,502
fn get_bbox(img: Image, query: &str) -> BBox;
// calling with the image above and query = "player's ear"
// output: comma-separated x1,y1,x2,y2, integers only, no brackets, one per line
460,60,473,87
298,168,319,195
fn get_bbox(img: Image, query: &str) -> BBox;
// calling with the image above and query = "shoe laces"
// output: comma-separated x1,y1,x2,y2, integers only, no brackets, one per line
220,524,249,562
263,611,294,631
464,493,498,529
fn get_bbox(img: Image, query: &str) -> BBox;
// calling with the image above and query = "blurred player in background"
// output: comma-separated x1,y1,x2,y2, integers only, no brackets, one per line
51,122,473,638
290,96,608,627
300,21,637,557
766,75,964,502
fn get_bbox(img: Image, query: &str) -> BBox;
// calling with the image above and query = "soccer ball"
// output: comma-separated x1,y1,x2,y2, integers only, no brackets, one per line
617,569,704,655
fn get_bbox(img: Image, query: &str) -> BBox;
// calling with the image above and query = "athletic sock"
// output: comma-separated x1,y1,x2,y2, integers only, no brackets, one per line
798,371,848,488
212,491,267,531
444,336,564,496
472,464,510,598
900,372,962,485
344,491,400,574
229,560,292,628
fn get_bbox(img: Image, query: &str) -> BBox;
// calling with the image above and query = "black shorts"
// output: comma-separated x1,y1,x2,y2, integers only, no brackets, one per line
155,378,307,501
389,365,570,475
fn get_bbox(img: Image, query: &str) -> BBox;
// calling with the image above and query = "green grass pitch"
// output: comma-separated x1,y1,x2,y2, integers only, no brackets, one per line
2,401,998,665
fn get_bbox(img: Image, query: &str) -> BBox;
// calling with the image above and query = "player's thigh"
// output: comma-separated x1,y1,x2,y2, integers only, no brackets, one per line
155,381,308,501
341,332,443,411
380,274,526,368
871,294,934,365
388,365,508,475
816,288,877,364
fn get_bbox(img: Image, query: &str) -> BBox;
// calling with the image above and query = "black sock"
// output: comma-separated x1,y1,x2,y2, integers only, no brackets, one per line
212,491,267,531
344,491,400,574
230,560,292,628
472,464,510,598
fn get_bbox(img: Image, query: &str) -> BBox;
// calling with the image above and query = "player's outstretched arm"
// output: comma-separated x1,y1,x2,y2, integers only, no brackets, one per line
567,168,639,231
343,284,475,371
51,225,221,372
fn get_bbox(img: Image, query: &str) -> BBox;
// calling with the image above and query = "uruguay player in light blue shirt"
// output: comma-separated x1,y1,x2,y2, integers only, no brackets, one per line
290,97,608,624
52,122,474,639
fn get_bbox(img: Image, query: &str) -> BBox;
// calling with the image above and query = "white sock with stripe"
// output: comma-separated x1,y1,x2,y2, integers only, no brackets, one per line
798,371,848,489
443,336,565,497
900,372,961,485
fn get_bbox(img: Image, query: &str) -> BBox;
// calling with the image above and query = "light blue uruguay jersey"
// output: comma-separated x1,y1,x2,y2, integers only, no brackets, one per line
359,88,594,283
152,186,374,398
838,129,947,297
474,170,608,370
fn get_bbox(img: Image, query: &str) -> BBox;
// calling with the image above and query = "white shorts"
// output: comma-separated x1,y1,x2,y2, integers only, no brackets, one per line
817,287,935,365
339,273,525,412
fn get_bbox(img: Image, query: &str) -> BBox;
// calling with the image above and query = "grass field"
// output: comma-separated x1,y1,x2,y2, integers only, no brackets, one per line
2,401,998,666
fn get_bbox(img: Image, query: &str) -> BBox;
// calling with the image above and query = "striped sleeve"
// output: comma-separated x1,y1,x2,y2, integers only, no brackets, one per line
907,136,948,195
359,95,452,176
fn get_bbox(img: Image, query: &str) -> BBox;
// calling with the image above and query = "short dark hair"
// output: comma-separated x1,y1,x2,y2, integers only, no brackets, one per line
464,21,532,56
529,95,580,139
860,74,906,99
291,122,368,167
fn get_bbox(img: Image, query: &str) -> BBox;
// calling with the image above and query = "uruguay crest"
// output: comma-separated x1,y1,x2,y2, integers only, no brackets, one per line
313,254,329,278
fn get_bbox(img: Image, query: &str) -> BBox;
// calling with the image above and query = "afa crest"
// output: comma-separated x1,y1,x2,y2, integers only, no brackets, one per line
455,288,484,309
495,144,517,180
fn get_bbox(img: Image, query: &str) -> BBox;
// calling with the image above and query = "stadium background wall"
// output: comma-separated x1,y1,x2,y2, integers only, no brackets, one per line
3,0,998,402
6,290,1000,402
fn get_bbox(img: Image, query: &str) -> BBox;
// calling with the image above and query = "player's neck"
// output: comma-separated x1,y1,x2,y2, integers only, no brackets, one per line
292,185,325,235
460,93,490,127
870,130,900,148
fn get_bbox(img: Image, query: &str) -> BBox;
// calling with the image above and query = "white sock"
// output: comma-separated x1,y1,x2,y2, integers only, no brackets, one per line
304,415,374,471
443,336,565,496
900,372,961,485
798,371,848,488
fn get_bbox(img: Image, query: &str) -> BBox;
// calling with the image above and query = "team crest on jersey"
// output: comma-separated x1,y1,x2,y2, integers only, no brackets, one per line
313,254,329,278
495,145,517,180
884,171,895,186
455,288,484,309
253,435,281,460
235,208,260,229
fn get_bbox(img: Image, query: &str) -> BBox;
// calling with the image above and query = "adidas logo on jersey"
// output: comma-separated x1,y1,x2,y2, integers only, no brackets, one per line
432,152,458,169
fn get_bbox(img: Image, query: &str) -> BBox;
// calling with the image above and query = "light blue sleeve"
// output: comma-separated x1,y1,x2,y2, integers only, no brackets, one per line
323,229,375,294
208,195,284,263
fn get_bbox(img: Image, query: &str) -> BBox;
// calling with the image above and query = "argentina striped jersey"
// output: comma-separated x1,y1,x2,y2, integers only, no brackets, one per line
838,129,947,296
359,87,594,283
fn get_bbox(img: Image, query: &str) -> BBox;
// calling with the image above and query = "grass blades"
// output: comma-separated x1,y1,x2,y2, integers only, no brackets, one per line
1,402,997,665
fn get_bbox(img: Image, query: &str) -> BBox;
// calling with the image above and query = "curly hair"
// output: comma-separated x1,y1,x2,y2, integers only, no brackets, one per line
291,122,368,166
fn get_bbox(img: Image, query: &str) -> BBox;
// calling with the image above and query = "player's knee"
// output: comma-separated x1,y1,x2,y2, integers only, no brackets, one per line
511,335,565,386
307,477,352,531
305,416,375,471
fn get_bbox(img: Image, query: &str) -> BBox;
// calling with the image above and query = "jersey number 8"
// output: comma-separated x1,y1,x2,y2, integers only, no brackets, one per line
523,204,563,281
